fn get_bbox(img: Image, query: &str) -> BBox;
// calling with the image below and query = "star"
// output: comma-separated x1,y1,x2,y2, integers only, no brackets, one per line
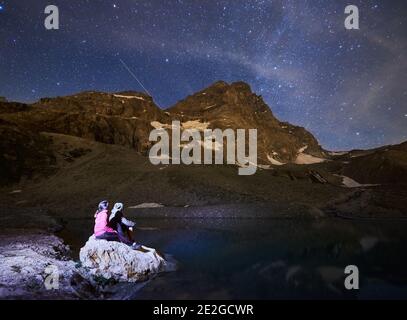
0,1,405,151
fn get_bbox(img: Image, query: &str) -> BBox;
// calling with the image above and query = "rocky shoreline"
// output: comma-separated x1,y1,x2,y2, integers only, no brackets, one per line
1,198,407,299
0,209,174,299
0,230,93,299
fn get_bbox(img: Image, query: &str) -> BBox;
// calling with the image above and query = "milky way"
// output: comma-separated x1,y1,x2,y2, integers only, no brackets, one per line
0,0,406,150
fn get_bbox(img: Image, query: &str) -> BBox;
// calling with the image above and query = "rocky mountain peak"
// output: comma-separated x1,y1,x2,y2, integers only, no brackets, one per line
167,81,324,164
168,81,271,118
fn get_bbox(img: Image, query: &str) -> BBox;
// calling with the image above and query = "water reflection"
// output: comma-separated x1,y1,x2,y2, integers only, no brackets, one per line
61,217,407,299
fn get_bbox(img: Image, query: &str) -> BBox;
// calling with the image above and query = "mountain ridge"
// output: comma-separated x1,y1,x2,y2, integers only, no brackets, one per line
1,80,406,187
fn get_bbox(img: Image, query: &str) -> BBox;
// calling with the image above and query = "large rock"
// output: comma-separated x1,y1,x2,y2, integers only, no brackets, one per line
0,232,92,299
79,236,171,282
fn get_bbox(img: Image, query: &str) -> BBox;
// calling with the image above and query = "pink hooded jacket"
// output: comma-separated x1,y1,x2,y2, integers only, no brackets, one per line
94,209,116,236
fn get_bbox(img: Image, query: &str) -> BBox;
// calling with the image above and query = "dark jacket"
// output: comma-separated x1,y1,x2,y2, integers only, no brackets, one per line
108,210,135,229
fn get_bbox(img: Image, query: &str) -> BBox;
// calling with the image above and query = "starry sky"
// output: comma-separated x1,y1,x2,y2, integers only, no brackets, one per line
0,0,406,150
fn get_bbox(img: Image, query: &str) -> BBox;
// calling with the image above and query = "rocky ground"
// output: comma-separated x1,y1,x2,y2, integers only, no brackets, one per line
0,232,94,299
0,208,92,299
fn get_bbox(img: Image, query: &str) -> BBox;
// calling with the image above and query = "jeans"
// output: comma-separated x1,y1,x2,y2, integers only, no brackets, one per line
96,229,133,246
116,223,134,245
96,232,119,241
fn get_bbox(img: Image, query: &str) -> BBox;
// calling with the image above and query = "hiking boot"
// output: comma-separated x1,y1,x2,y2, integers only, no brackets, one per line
131,242,142,250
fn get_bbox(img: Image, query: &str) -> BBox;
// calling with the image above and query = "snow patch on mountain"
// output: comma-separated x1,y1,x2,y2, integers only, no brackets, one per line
298,146,308,153
204,104,217,110
335,175,380,188
295,145,326,164
295,153,326,165
113,94,145,101
150,121,172,130
129,203,165,209
182,120,210,131
150,120,210,131
267,154,285,166
328,151,348,156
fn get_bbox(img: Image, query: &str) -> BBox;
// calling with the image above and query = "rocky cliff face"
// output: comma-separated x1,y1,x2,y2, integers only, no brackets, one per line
0,92,166,183
1,91,167,153
168,81,324,164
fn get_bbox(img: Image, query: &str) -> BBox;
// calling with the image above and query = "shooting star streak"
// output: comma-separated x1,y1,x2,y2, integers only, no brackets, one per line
119,58,161,107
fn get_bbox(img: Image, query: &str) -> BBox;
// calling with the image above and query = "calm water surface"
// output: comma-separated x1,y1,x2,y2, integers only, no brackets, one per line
61,213,407,299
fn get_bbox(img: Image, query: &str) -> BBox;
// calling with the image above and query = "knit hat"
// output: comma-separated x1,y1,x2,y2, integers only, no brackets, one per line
111,202,124,216
98,200,109,211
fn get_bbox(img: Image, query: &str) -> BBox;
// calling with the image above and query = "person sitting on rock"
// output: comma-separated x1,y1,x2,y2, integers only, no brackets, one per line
94,200,140,250
109,202,141,250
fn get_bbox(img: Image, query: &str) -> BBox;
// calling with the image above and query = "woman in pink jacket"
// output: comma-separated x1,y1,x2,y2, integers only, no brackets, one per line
94,200,139,249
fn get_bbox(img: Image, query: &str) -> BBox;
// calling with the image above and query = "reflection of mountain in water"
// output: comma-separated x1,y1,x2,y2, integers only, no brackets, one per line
74,216,406,300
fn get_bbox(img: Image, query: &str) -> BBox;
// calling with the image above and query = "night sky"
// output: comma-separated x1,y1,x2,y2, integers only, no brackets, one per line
0,0,406,150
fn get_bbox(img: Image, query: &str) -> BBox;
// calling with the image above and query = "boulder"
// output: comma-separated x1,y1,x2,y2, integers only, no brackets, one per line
79,236,171,282
0,232,89,299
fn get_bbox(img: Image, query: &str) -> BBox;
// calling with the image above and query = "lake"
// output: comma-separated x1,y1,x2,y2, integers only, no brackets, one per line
61,213,407,299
